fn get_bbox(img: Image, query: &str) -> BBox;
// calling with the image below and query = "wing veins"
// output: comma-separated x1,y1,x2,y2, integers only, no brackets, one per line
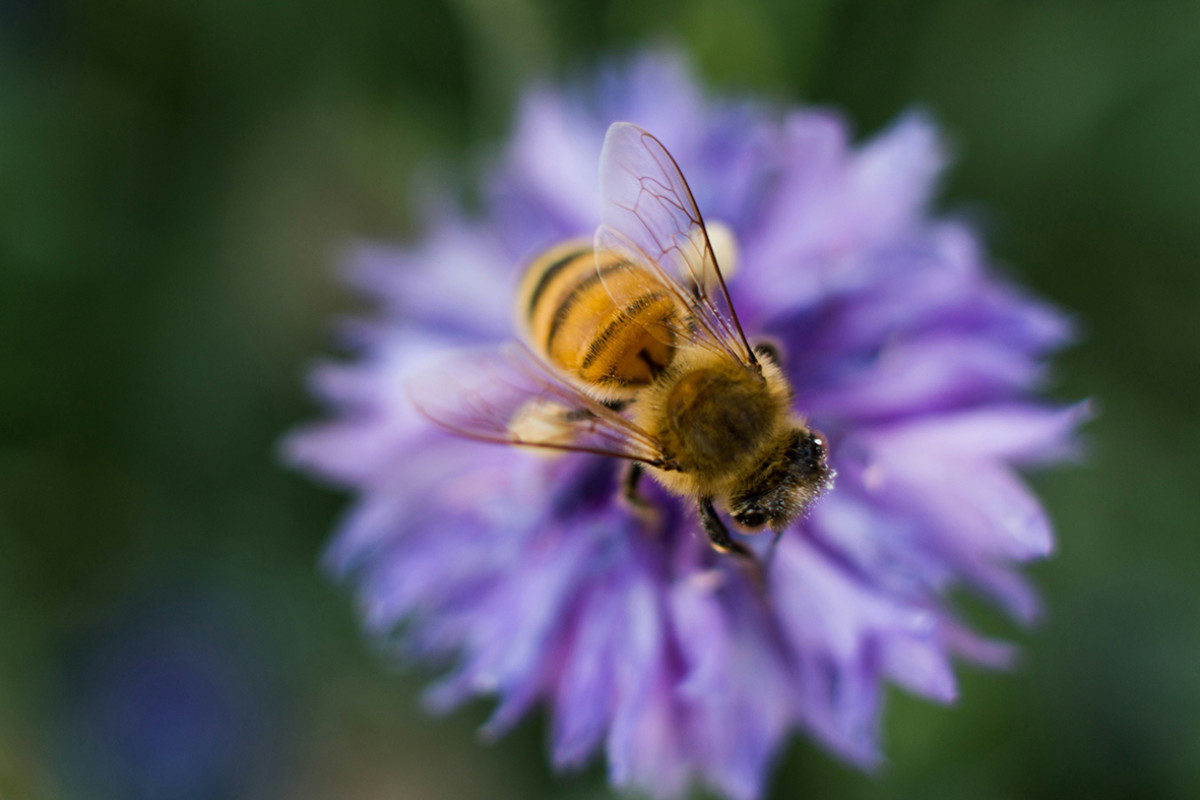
599,125,756,366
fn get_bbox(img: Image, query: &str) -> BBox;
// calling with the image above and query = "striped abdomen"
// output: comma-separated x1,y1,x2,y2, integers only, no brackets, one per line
517,240,678,397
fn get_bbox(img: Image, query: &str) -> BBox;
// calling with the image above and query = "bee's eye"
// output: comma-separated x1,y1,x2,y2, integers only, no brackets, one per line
736,510,766,529
791,433,825,468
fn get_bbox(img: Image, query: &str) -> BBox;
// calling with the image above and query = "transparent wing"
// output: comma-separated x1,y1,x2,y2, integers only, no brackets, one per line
598,122,756,367
404,343,668,466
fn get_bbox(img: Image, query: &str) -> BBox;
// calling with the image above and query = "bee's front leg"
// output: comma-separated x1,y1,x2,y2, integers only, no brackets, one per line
622,462,648,507
752,340,783,366
621,463,662,532
699,498,765,591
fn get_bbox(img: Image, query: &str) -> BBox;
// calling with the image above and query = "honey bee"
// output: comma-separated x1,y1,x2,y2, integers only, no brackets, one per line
408,122,833,571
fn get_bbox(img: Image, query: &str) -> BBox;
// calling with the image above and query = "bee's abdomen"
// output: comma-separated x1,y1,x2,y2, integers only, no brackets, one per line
518,241,677,394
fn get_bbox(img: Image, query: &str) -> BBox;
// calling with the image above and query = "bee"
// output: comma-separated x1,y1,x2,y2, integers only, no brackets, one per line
408,122,833,571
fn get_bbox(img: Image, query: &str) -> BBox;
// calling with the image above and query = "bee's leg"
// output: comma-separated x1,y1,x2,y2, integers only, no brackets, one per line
698,498,753,558
621,463,661,530
564,398,627,424
699,498,764,591
752,340,782,366
622,462,648,506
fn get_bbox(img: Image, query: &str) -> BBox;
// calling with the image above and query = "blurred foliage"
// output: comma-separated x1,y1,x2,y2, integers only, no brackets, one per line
1,0,1199,798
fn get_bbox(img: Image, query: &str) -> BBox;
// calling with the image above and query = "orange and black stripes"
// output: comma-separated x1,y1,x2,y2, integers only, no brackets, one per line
516,240,679,397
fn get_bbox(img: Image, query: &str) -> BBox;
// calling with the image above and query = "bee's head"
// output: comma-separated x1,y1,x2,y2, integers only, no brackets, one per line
728,428,833,532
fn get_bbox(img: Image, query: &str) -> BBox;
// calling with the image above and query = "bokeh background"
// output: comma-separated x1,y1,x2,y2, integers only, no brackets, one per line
3,0,1199,798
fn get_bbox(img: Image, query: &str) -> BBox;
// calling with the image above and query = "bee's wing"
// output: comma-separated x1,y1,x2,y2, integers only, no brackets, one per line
597,122,756,367
405,343,667,465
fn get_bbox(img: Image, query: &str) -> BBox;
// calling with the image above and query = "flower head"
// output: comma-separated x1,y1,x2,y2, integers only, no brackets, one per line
285,52,1084,799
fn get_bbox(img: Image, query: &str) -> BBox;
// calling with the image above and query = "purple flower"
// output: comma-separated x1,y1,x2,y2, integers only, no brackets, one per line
285,52,1085,800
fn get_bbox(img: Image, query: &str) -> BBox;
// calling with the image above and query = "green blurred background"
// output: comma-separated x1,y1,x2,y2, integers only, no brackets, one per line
3,0,1199,798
